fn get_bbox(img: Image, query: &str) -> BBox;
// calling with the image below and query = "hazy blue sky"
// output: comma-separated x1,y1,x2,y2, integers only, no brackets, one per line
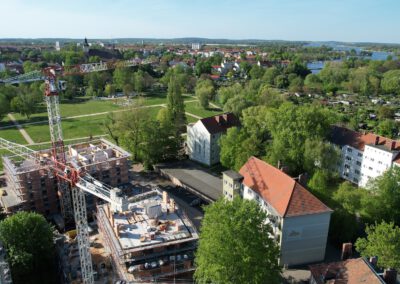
0,0,399,43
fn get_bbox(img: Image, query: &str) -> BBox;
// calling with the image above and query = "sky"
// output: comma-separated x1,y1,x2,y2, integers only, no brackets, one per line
0,0,399,43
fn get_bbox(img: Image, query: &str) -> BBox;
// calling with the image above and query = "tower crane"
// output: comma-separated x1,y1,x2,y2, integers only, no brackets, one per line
0,58,154,283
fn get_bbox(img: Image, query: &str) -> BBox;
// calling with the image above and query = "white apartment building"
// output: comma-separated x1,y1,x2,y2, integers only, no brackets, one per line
186,113,239,166
223,157,332,266
331,126,400,188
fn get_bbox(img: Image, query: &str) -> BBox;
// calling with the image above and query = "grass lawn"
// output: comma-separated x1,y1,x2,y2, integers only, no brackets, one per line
184,101,223,118
0,128,27,144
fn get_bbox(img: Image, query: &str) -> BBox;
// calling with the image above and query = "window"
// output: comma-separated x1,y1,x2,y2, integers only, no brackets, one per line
358,153,363,157
353,178,359,183
356,161,361,166
378,161,383,164
355,170,360,175
347,148,353,153
344,164,350,169
346,156,352,161
370,158,375,162
369,167,373,170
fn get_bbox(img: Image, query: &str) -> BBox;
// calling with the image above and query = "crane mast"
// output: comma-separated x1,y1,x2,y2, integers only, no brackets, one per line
0,58,153,283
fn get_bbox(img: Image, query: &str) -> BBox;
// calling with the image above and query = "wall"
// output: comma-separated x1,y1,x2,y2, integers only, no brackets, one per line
187,122,211,166
280,213,331,266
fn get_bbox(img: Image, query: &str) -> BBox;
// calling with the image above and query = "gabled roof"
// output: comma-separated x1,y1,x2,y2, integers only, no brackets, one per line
239,157,332,218
199,113,240,135
330,125,400,152
309,258,385,284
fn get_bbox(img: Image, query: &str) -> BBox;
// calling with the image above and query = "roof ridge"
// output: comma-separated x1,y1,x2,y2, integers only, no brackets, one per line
282,179,297,217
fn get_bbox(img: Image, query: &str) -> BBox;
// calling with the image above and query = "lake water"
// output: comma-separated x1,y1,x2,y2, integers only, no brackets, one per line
305,42,396,74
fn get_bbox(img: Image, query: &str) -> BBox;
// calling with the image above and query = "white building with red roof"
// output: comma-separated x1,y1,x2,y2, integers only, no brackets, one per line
186,113,240,166
223,157,332,266
330,126,400,187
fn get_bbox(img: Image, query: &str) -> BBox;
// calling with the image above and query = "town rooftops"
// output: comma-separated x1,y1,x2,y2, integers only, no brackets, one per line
330,125,400,152
239,157,332,218
309,258,385,284
199,112,240,134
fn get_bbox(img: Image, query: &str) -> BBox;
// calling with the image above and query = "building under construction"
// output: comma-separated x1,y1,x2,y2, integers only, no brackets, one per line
97,188,199,282
0,139,130,224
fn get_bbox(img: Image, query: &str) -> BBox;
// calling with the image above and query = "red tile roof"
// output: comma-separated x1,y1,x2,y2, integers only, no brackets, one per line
331,125,400,152
309,258,384,284
239,157,332,217
199,113,240,134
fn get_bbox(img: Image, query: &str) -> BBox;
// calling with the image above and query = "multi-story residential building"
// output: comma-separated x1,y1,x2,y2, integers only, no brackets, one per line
0,139,130,223
330,126,400,187
223,157,332,266
186,113,240,166
97,188,198,282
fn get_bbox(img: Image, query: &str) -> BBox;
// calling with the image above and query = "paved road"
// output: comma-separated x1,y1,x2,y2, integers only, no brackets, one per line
7,113,34,144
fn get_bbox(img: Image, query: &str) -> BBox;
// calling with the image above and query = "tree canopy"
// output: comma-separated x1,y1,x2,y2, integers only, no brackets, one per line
194,197,281,284
0,212,56,284
356,221,400,270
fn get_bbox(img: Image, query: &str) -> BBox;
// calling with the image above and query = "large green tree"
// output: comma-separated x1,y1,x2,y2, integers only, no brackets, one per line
0,212,56,284
362,167,400,225
265,103,336,175
381,70,400,95
166,75,186,129
195,197,281,284
356,221,400,270
0,93,10,121
195,78,215,109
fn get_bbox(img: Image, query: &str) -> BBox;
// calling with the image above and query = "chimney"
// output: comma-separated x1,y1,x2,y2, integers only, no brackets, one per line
369,256,378,267
215,116,220,124
383,269,397,284
391,141,396,150
223,113,228,122
297,174,308,186
375,136,380,145
162,191,168,205
169,198,176,213
341,243,353,260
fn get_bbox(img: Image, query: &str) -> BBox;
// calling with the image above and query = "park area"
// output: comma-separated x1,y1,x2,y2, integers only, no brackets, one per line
0,93,223,171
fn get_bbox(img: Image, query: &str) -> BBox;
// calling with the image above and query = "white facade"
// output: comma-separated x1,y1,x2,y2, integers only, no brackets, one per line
186,122,222,166
242,185,331,266
338,144,398,187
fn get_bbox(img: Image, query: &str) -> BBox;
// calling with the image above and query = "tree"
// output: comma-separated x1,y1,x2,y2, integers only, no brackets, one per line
219,127,261,171
377,106,394,120
0,93,9,121
194,197,281,284
195,79,215,109
356,221,400,270
0,212,56,284
262,67,280,85
304,73,323,94
376,119,397,138
10,89,41,119
288,76,304,93
104,83,116,97
257,85,284,108
274,75,289,89
333,181,365,214
166,75,186,130
362,167,400,225
381,70,400,95
113,67,132,90
304,139,340,175
265,103,337,175
223,94,253,117
123,83,133,97
249,64,265,79
217,83,242,105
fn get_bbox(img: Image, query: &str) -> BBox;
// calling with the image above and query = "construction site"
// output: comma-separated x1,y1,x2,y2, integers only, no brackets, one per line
1,139,130,229
97,188,198,282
